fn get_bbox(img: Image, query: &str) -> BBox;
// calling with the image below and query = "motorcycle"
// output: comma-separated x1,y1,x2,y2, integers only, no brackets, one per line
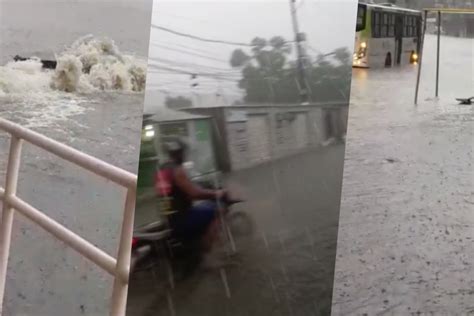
129,175,254,281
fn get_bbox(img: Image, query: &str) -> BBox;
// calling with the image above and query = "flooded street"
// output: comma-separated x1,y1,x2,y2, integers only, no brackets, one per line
333,35,474,315
0,1,151,314
0,94,143,315
128,143,345,316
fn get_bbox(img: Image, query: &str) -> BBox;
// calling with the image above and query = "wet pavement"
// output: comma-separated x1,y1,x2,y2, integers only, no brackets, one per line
0,0,152,314
127,143,345,316
333,35,474,315
0,93,143,316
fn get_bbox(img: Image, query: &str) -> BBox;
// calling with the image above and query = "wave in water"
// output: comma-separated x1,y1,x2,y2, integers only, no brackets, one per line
0,34,147,97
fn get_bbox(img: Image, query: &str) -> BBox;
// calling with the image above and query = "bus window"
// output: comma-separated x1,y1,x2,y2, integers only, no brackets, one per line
412,16,419,37
408,16,415,37
415,16,421,37
409,16,413,37
403,16,408,37
373,11,381,37
356,4,367,32
388,14,395,37
404,15,415,37
381,13,388,37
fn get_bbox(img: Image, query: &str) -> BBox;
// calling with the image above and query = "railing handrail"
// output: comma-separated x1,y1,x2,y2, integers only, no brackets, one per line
0,118,136,189
0,118,137,316
6,194,118,276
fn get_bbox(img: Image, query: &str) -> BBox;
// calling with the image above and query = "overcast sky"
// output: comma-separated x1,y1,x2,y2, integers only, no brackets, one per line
144,0,358,111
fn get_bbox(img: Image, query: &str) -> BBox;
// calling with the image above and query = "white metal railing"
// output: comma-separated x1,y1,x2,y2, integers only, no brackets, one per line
0,118,137,316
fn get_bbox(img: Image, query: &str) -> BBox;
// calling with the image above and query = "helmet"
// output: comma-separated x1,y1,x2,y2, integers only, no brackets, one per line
162,137,188,156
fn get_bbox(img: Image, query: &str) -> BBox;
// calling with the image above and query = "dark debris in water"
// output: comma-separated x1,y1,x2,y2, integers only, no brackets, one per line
384,158,397,163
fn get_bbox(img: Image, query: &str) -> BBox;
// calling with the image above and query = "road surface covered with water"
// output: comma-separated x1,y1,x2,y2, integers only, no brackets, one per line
0,1,151,315
333,35,474,315
127,143,345,316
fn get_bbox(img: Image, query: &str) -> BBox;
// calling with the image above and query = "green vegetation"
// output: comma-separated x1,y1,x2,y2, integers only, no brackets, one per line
230,36,352,104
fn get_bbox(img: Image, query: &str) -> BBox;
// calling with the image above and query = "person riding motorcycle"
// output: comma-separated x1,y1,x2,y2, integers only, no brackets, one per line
156,137,227,268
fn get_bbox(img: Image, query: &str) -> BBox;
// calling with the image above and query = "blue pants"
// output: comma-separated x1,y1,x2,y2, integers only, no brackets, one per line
170,201,218,241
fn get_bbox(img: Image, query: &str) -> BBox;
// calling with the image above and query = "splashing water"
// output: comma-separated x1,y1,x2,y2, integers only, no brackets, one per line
52,34,147,93
50,55,86,93
0,58,51,95
0,34,147,97
0,35,147,128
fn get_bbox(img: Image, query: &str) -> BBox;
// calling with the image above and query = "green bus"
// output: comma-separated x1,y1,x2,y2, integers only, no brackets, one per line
354,2,423,68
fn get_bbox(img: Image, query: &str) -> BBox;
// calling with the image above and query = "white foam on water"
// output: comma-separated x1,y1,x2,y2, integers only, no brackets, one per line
1,94,91,130
0,35,146,127
50,55,87,93
0,35,146,96
57,34,147,93
0,58,52,95
21,99,91,129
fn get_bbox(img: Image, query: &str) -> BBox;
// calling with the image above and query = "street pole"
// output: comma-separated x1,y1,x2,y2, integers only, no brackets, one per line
414,10,428,105
289,0,309,103
435,10,441,98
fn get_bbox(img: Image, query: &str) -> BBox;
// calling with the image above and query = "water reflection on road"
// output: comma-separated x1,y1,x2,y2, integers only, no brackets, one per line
333,35,473,315
128,144,345,316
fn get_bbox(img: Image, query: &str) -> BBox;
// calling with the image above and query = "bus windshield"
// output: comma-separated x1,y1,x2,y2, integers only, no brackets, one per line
356,4,367,32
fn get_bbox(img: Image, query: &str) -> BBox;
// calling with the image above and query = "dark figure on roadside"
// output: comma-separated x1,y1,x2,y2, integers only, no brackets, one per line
156,138,227,269
13,55,57,69
456,97,473,105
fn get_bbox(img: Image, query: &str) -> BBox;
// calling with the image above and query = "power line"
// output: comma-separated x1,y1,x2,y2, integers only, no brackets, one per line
148,56,238,73
152,12,212,25
151,25,253,47
148,69,242,82
147,61,241,77
148,64,238,76
152,79,242,89
148,65,242,82
307,45,338,59
149,79,242,94
150,84,242,95
158,41,222,57
150,43,230,64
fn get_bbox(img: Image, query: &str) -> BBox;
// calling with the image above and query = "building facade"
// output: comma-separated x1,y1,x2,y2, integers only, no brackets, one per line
184,103,348,172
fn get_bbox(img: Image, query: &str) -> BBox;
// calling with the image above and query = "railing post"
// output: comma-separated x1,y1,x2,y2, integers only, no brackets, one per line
0,136,23,313
110,187,136,316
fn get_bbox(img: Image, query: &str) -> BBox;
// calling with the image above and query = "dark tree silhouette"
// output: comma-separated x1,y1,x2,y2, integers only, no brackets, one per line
230,36,352,104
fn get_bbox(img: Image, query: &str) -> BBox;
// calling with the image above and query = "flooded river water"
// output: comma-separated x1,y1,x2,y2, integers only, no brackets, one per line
0,1,151,315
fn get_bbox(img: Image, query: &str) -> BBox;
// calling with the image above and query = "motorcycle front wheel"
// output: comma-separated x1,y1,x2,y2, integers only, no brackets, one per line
226,211,255,237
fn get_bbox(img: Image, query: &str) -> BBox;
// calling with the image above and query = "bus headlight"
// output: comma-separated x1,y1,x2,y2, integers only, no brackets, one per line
410,52,419,64
356,42,367,59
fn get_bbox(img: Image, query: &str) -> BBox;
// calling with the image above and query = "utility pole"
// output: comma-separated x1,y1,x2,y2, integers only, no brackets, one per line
289,0,309,103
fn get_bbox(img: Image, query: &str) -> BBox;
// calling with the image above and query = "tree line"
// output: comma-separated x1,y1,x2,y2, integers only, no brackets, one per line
165,35,352,109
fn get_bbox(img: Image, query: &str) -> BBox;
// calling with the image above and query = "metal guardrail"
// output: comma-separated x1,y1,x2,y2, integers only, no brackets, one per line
0,118,137,316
